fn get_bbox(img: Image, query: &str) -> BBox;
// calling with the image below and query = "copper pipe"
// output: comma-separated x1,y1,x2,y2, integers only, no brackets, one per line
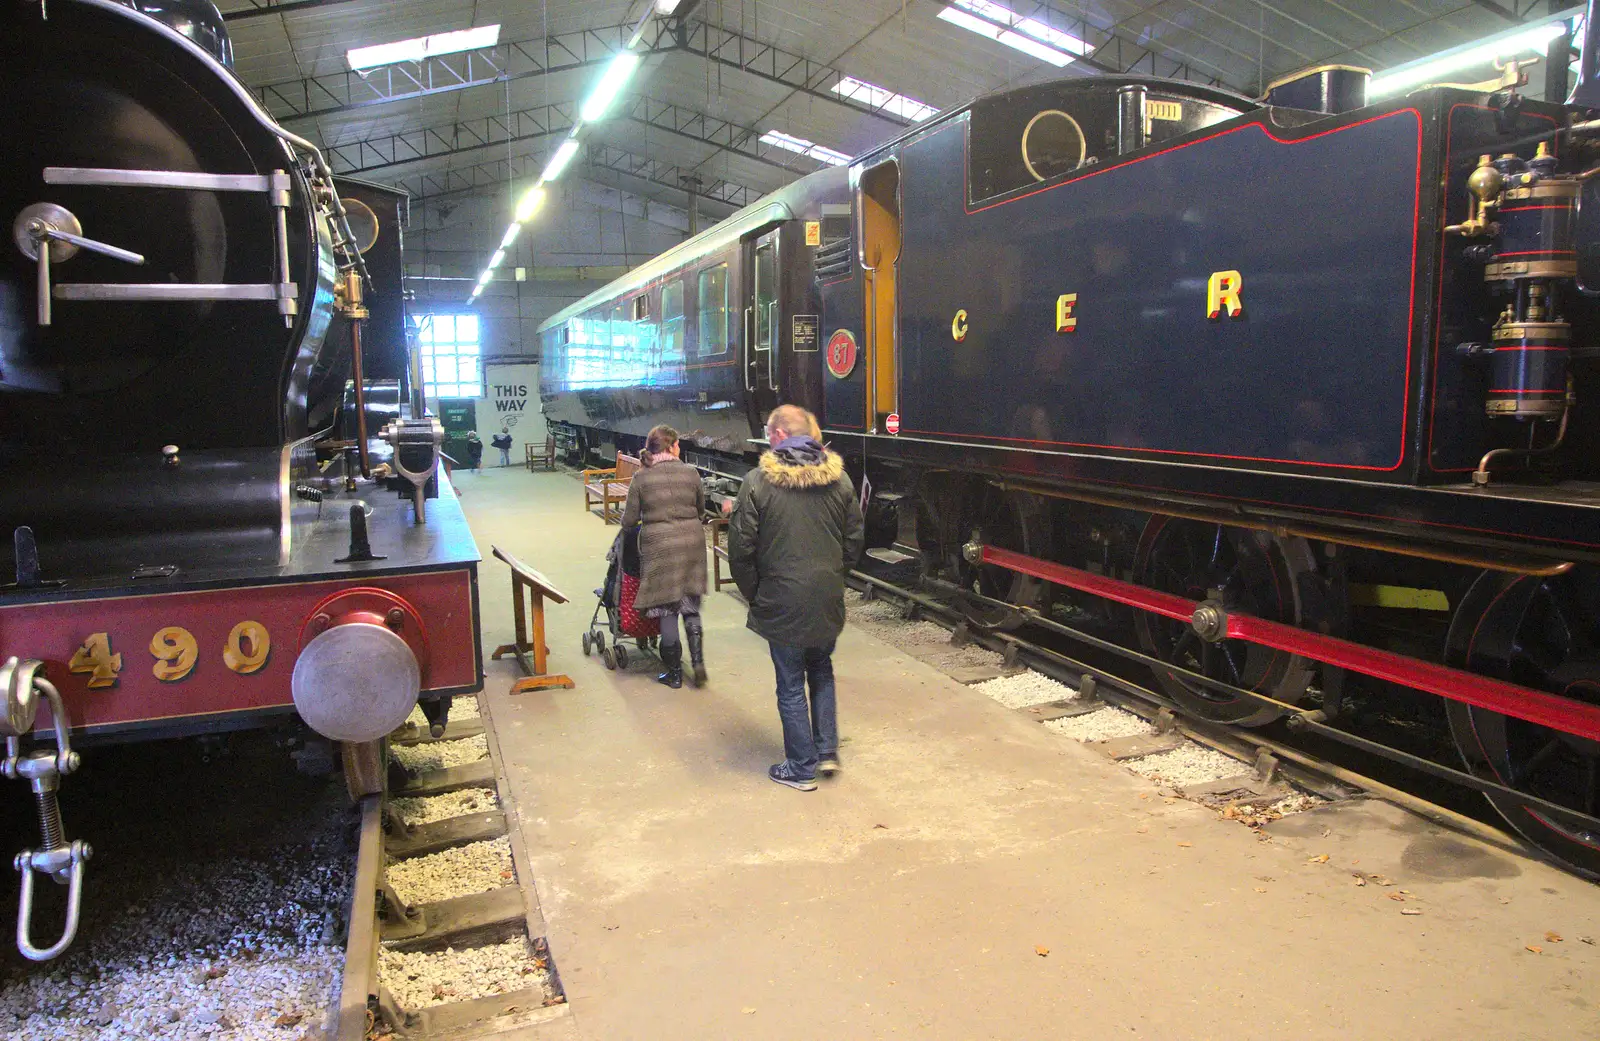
350,321,371,479
1474,384,1572,487
992,479,1574,578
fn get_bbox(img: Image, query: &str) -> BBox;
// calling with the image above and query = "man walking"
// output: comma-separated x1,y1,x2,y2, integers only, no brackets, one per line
728,405,864,791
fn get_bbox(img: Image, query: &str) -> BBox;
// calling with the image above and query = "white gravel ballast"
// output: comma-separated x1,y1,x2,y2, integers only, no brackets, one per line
390,732,488,773
387,836,515,906
1124,743,1243,786
390,786,500,827
971,670,1077,709
380,937,554,1011
1043,705,1156,741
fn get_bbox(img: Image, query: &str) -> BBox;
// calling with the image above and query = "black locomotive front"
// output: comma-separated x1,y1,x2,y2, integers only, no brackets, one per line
0,0,481,962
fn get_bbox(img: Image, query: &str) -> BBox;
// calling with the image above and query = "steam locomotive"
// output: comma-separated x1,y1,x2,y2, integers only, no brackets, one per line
1,0,481,959
542,17,1600,877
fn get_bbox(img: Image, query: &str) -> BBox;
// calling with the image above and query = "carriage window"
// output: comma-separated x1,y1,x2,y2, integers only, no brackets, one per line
698,264,728,356
662,280,686,365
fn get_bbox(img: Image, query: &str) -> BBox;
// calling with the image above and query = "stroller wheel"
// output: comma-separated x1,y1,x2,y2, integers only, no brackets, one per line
614,644,630,670
601,646,617,670
581,632,593,656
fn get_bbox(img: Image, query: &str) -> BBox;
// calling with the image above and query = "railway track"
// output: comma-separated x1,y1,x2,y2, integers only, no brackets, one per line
332,696,567,1040
845,558,1550,866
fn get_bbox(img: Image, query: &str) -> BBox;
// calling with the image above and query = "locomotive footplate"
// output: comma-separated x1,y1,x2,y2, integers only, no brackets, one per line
0,470,482,743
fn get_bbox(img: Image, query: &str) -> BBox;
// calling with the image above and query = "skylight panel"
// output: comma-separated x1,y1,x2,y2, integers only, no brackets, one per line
938,0,1086,68
348,25,501,72
760,130,851,167
832,76,938,122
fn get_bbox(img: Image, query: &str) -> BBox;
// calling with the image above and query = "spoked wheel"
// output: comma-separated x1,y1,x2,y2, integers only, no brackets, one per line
960,490,1052,631
1445,568,1600,879
1132,517,1316,726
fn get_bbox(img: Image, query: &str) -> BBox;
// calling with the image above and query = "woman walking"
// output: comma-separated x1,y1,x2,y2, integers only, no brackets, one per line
620,425,709,688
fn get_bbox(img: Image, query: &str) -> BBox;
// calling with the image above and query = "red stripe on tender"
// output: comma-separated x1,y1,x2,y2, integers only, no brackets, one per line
976,543,1600,740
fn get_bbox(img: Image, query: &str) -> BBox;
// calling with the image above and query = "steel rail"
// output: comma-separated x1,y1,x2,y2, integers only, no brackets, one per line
846,567,1596,870
334,795,382,1041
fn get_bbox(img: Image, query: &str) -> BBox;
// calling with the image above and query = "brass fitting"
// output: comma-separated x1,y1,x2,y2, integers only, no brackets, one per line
1446,154,1504,237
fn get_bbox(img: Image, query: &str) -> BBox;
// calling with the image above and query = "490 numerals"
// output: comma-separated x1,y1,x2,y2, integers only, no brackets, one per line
68,623,272,688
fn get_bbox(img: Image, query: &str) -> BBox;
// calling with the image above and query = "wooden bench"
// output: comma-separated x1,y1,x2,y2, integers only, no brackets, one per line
526,436,558,472
488,545,575,693
583,452,639,524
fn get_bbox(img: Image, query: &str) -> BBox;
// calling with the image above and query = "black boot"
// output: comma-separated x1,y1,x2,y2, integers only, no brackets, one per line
684,615,707,688
655,641,683,689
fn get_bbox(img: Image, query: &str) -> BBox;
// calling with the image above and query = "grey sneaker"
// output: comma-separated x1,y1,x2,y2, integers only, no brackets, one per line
768,762,817,791
816,754,840,776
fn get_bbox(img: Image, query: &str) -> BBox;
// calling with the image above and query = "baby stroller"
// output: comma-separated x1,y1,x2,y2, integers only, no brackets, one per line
581,526,661,670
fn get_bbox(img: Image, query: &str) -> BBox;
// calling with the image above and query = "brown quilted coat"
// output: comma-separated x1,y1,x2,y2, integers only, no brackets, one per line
620,458,707,609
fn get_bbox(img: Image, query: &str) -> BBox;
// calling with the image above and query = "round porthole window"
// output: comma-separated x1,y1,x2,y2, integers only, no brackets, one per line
1021,109,1086,182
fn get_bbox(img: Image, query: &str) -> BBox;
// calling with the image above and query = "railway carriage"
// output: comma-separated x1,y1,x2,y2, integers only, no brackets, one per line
542,7,1600,881
1,0,481,960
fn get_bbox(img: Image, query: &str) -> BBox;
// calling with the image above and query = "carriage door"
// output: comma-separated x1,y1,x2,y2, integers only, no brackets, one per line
744,227,781,409
859,160,901,432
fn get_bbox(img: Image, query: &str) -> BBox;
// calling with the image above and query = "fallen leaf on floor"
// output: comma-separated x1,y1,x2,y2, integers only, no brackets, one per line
1526,945,1543,954
1255,875,1275,882
1307,854,1330,864
1035,946,1050,957
1136,825,1149,834
1353,876,1367,887
1388,893,1407,902
1177,841,1193,847
275,1013,303,1028
1371,875,1396,886
1253,887,1267,893
1321,827,1332,837
742,1008,757,1015
1580,936,1595,945
1401,908,1423,916
1545,931,1564,943
1139,792,1149,800
873,823,888,830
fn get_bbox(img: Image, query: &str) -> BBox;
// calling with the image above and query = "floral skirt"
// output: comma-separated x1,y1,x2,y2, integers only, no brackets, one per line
645,594,702,619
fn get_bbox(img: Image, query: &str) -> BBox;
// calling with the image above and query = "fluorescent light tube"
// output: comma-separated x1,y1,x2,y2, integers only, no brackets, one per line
580,52,642,122
515,186,547,222
500,224,520,249
1370,19,1571,95
488,249,506,269
541,140,580,182
348,25,500,72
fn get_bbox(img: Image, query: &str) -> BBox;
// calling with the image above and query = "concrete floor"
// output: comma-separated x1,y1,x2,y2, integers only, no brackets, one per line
454,465,1600,1041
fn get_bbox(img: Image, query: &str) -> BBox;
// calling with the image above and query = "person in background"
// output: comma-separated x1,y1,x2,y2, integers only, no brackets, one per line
491,427,513,467
728,405,864,791
621,425,709,689
465,431,483,473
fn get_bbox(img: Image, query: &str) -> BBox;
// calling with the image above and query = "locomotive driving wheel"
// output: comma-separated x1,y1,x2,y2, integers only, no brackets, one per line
960,490,1053,631
1445,568,1600,879
1131,517,1317,726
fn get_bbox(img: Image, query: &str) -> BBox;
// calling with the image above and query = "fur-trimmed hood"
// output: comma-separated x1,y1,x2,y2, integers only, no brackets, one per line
758,443,845,489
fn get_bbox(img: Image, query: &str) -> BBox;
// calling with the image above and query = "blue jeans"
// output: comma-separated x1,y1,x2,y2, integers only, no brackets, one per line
768,640,837,777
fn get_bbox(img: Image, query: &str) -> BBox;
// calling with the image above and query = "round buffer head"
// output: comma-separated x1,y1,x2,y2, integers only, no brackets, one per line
291,622,420,743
